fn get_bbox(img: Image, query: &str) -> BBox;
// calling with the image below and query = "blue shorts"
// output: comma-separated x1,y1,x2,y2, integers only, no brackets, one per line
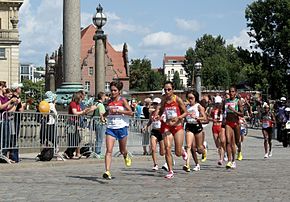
106,127,128,140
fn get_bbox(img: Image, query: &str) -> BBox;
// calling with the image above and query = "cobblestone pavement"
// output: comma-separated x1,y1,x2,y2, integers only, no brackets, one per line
1,125,290,202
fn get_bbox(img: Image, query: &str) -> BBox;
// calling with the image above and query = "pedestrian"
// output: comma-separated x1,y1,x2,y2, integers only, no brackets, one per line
142,97,152,155
183,90,207,172
158,81,188,179
102,81,133,180
142,97,165,171
224,86,244,169
91,91,107,159
261,103,275,158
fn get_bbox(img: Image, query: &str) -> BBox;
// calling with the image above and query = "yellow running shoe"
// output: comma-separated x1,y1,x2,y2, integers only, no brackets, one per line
226,161,232,169
103,171,112,180
183,164,191,172
237,152,243,161
201,149,207,162
124,155,132,167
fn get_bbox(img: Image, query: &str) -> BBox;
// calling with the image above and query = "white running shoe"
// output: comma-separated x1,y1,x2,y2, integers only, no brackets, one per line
223,153,228,162
193,164,200,171
152,164,158,171
182,149,188,161
231,161,236,169
162,163,168,171
268,151,272,157
264,153,269,159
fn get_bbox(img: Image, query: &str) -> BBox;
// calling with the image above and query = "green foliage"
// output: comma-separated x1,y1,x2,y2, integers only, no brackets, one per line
129,58,165,91
172,71,182,90
21,79,45,109
245,0,290,97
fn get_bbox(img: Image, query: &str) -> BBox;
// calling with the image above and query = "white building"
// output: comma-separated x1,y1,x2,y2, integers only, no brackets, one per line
163,54,188,88
20,63,45,83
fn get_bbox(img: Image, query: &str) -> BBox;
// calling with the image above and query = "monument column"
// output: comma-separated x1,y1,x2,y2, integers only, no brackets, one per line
56,0,84,104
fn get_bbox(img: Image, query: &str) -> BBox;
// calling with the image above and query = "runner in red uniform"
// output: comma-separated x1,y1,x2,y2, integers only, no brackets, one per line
158,81,187,179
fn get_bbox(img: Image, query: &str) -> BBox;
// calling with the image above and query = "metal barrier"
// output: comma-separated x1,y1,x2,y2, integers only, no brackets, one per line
0,111,150,163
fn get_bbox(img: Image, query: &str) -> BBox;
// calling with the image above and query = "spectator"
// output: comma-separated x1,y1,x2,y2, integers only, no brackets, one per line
91,91,107,159
142,98,152,155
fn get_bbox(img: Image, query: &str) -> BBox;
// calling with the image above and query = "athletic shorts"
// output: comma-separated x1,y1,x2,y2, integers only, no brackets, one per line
226,121,239,129
185,123,203,134
262,127,273,134
150,129,163,142
106,127,128,140
212,124,222,134
161,122,183,135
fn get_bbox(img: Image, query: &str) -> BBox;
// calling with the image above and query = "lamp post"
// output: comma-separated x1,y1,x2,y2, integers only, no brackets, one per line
194,61,202,100
48,58,56,92
93,4,107,95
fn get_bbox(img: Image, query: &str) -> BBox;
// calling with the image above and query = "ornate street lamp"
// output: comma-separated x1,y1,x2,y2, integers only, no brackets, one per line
194,61,202,100
93,4,107,95
48,58,56,92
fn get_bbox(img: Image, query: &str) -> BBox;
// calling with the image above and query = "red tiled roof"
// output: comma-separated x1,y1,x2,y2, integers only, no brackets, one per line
163,56,185,63
81,24,127,78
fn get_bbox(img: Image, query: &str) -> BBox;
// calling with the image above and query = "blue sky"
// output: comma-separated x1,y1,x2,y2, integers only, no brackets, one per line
19,0,255,68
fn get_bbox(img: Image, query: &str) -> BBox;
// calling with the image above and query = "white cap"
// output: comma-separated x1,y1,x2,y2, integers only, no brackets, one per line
152,97,161,104
10,83,23,90
214,96,222,103
280,97,286,101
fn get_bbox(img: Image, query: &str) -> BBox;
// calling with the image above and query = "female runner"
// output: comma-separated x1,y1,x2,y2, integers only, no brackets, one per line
102,81,134,180
158,81,188,179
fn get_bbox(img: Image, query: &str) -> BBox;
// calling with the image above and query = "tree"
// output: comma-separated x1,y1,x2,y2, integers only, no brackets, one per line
147,71,166,91
129,58,152,91
245,0,290,97
185,34,243,90
172,71,182,90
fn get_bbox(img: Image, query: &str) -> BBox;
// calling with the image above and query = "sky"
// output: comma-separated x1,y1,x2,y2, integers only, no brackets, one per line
18,0,255,68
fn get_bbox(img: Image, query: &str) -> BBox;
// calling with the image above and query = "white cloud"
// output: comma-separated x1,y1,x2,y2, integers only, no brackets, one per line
140,31,191,50
19,0,63,65
227,29,252,50
175,18,201,32
106,12,121,21
112,43,133,53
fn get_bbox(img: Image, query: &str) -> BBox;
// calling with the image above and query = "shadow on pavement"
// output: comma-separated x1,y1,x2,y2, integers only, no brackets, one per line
68,175,109,184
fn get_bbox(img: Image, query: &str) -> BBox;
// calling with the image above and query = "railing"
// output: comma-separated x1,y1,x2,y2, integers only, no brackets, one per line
0,111,150,164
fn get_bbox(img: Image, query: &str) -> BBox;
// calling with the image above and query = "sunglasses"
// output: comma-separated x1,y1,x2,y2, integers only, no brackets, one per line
187,96,195,100
164,88,172,92
110,89,118,92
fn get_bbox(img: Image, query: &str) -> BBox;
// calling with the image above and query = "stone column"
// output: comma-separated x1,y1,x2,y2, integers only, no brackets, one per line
63,0,81,82
94,33,106,95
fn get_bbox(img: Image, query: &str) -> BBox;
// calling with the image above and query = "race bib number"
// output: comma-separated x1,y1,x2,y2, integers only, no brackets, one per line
152,121,161,129
165,109,177,119
262,120,271,128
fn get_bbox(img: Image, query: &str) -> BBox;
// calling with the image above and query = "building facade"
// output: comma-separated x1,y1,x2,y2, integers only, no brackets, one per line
0,0,23,86
46,24,129,96
163,54,188,88
20,63,45,83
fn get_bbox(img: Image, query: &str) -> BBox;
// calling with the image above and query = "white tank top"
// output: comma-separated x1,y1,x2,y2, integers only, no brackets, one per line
186,103,200,124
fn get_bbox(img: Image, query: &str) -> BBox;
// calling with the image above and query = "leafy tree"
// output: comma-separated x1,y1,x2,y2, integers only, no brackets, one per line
147,70,166,91
245,0,290,97
21,79,45,109
172,71,182,90
129,58,151,91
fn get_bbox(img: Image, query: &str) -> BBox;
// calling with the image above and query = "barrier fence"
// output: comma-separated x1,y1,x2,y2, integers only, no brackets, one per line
0,111,150,164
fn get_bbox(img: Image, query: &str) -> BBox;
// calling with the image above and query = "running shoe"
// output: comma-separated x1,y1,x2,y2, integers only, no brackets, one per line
226,161,232,169
182,149,188,161
217,160,223,166
124,155,132,167
193,164,200,171
183,164,191,172
231,161,236,169
201,149,207,162
152,164,159,171
223,153,228,162
268,150,272,157
165,171,174,179
103,171,112,180
237,152,243,161
162,163,168,171
264,153,269,159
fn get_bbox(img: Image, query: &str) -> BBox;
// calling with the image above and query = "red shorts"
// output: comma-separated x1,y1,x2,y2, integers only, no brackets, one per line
212,124,222,134
161,122,183,135
226,121,239,129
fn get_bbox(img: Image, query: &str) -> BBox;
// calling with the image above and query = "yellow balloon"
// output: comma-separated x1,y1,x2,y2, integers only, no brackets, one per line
39,100,50,113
